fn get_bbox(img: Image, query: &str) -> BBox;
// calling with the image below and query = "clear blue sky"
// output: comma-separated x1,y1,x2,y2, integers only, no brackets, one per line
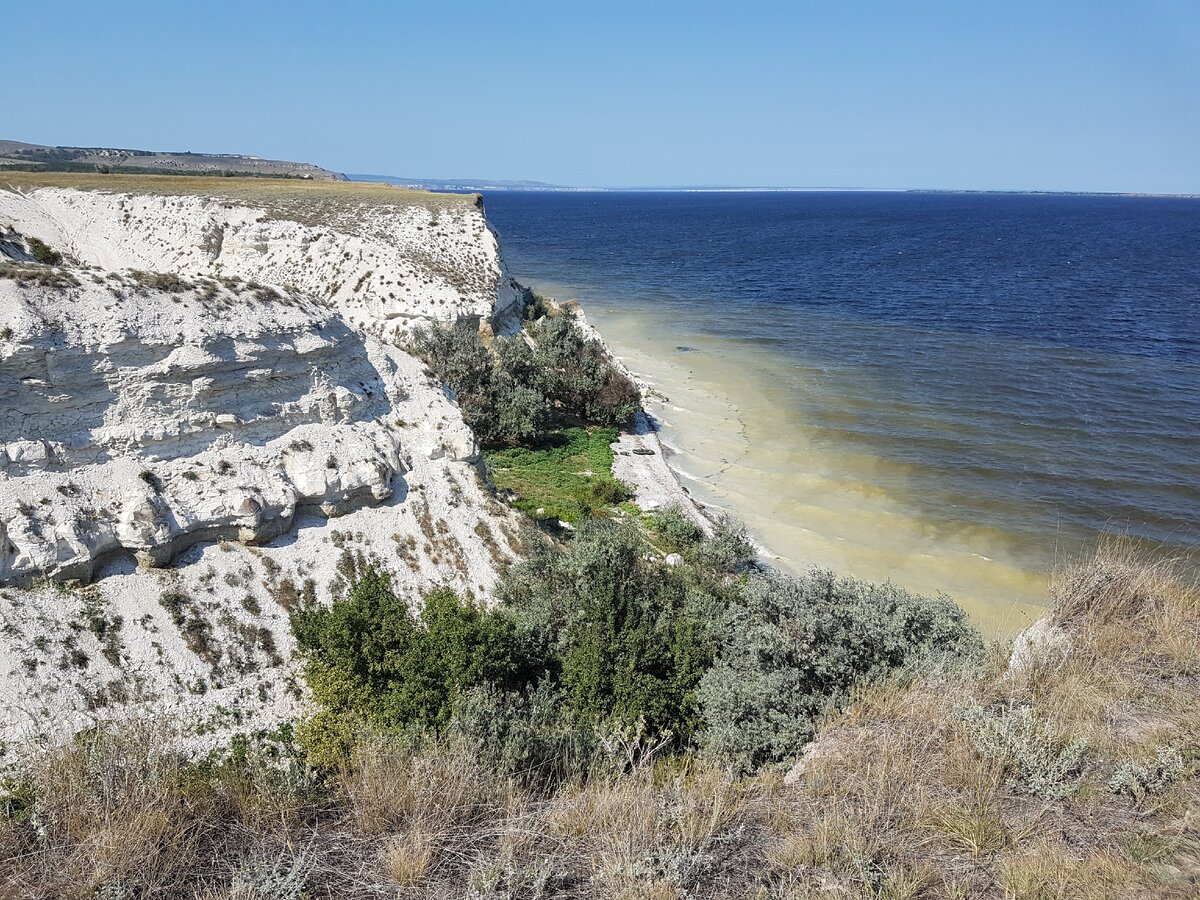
7,1,1199,192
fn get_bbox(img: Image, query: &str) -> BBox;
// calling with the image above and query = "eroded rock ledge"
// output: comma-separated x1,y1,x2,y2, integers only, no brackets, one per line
0,268,437,584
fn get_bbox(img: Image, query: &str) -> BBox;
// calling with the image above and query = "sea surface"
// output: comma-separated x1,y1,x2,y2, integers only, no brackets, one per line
482,191,1200,632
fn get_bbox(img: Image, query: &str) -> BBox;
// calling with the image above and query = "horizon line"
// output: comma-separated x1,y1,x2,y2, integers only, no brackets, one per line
343,174,1200,199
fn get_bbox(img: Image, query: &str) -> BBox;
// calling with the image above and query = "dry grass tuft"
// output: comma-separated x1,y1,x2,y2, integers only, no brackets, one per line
1051,540,1191,615
341,737,504,837
381,828,437,885
4,723,217,897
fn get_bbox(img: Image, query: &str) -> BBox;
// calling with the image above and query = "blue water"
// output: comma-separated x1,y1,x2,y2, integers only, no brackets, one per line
484,191,1200,580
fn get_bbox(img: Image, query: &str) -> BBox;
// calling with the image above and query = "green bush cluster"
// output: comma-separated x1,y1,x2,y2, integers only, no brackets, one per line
290,570,529,767
410,312,639,447
499,519,730,744
409,323,549,446
649,504,705,552
523,315,641,426
293,516,980,778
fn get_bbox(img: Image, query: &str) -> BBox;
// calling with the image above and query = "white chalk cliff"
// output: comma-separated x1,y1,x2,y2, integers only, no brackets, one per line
0,180,525,753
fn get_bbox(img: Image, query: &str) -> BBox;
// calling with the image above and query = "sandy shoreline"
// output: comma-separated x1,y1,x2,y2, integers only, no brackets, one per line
560,294,1052,636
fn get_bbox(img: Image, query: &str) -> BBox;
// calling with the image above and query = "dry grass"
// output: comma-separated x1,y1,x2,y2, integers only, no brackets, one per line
341,737,506,838
771,539,1200,898
2,540,1196,898
1,170,470,212
1,724,219,897
381,828,436,885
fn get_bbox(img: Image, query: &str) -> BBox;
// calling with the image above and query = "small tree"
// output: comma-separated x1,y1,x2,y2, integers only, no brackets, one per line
529,315,640,426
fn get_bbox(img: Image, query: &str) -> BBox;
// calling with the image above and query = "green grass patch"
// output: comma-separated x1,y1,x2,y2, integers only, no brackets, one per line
484,427,631,523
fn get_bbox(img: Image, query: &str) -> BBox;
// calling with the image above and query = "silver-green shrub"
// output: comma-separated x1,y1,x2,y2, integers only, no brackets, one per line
228,845,313,900
1109,746,1185,800
961,702,1089,798
699,570,981,774
650,503,704,552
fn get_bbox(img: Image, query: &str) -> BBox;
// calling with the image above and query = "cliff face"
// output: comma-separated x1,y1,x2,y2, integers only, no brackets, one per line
0,178,524,751
0,179,523,340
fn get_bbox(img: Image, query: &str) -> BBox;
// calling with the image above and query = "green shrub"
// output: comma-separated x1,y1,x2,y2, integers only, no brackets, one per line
25,236,62,265
589,477,631,505
291,569,531,765
699,570,982,773
685,514,753,573
410,315,639,447
410,323,549,446
499,520,727,744
528,315,640,426
650,504,704,552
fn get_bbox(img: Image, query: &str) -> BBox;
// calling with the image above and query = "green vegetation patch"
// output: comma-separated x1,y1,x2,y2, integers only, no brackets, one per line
484,426,630,522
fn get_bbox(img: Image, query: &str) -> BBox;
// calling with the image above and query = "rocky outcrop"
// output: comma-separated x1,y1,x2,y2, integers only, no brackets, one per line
0,182,524,340
0,269,424,584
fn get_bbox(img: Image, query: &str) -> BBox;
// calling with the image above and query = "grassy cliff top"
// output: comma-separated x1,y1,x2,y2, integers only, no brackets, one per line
0,171,477,221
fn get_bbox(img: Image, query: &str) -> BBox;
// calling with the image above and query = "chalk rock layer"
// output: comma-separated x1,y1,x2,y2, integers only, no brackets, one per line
0,271,429,584
0,184,525,341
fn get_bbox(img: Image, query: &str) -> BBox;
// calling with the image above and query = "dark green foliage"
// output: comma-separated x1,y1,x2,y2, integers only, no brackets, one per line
138,469,164,493
500,520,726,744
410,313,639,447
432,323,550,445
650,504,705,552
291,570,528,743
25,236,62,265
698,570,984,774
526,315,641,426
410,323,549,447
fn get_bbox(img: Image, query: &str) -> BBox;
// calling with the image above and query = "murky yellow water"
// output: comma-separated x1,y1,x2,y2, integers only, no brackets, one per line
588,305,1052,636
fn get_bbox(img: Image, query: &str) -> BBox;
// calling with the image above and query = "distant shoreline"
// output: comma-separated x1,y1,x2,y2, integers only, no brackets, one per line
346,174,1200,199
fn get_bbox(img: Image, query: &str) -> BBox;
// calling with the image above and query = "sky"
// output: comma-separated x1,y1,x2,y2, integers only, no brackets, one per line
5,0,1199,193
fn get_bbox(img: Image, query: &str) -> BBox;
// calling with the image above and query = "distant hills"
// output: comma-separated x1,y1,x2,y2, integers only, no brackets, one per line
345,173,878,192
0,140,345,181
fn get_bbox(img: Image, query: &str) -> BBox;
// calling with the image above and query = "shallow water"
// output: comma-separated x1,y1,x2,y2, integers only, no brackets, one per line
484,192,1200,633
